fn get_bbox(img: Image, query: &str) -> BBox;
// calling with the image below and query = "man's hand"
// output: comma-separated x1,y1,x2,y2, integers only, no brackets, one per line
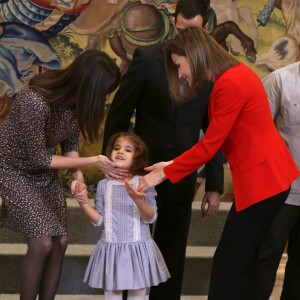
201,191,221,217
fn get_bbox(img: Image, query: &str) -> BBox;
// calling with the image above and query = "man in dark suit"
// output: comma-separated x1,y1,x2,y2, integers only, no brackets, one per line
102,1,224,299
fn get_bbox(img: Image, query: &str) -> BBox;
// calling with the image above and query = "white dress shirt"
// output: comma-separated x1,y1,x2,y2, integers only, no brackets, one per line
262,61,300,205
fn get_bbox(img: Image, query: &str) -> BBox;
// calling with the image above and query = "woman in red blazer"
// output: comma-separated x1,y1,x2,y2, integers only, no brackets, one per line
137,27,299,300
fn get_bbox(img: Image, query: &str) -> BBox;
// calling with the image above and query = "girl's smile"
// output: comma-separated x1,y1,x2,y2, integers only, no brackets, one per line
111,137,135,170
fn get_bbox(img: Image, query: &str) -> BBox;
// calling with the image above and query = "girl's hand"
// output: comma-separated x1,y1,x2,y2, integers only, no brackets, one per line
125,180,154,222
71,180,88,204
95,155,129,179
125,180,147,202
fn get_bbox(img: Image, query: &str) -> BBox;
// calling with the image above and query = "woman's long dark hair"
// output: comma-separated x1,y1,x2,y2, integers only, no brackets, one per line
29,50,120,142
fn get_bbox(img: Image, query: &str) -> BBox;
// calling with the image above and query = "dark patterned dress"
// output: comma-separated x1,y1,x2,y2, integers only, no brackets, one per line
0,87,79,237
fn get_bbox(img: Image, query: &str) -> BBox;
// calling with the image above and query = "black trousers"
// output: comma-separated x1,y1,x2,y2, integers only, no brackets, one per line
257,203,300,300
208,188,290,300
148,193,192,300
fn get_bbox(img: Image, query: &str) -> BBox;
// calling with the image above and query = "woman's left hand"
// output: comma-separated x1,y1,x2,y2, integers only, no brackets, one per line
138,161,172,192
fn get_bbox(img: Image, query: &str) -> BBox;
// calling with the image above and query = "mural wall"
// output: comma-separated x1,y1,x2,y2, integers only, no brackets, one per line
0,0,299,196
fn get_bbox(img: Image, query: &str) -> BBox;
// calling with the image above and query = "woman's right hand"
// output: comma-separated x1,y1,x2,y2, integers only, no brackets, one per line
95,155,128,179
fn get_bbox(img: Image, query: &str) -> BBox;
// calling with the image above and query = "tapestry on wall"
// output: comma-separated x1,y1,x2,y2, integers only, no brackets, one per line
0,0,299,197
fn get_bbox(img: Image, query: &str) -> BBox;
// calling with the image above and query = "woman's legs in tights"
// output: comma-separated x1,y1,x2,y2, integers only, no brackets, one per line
20,235,68,300
105,289,146,300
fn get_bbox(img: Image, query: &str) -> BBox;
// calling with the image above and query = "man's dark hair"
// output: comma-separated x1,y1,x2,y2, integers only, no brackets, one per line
175,0,210,25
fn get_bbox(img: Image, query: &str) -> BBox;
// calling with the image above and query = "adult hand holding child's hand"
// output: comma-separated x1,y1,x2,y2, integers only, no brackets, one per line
71,180,88,204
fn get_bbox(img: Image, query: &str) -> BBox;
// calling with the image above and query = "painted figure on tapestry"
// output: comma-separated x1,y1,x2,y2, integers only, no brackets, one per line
1,0,300,193
256,0,300,71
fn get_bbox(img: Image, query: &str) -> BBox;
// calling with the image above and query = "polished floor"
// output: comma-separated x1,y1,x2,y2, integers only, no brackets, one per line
0,293,282,300
0,279,284,300
0,296,207,300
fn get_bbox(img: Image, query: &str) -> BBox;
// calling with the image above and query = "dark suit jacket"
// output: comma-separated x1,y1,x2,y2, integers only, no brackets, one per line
103,43,224,202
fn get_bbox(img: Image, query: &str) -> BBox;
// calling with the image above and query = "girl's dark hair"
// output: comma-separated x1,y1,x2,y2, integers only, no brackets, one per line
106,132,149,176
29,50,120,143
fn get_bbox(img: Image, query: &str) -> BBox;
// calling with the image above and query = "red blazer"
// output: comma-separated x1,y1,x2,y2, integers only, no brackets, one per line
164,63,299,211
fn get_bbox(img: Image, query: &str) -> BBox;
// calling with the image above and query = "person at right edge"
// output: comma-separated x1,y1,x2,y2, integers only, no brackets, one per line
102,1,224,299
137,27,300,300
256,61,300,300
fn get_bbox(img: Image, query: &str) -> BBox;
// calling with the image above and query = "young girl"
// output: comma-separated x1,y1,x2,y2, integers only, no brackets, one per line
73,132,170,300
